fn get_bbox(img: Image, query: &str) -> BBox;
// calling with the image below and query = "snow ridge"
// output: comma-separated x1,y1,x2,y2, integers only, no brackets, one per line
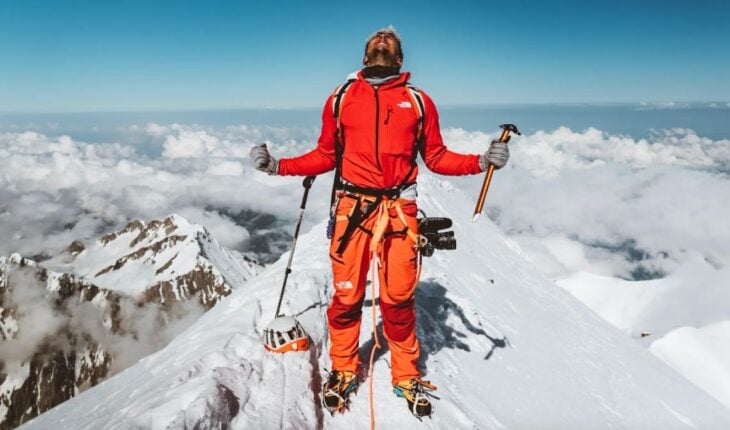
45,214,260,308
20,175,730,429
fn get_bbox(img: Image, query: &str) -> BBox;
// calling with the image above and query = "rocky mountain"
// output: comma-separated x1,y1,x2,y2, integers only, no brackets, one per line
0,215,260,429
0,254,117,429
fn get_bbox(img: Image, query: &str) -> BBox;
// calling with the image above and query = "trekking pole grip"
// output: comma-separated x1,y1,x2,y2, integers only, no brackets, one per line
300,176,316,210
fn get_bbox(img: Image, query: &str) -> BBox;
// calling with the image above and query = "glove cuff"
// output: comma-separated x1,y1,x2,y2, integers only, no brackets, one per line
478,154,489,172
266,158,279,175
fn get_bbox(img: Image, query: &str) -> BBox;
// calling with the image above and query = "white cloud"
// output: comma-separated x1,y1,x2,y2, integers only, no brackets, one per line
144,122,170,137
0,269,68,361
443,126,729,177
176,207,250,250
1,123,728,289
163,129,220,158
636,101,691,110
205,161,244,176
0,261,206,369
441,126,730,285
0,126,330,259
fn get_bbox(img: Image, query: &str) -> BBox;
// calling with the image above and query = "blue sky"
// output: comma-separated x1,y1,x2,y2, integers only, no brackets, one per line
1,0,728,112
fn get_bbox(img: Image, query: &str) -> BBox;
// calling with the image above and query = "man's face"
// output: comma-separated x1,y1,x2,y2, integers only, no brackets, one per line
363,31,402,67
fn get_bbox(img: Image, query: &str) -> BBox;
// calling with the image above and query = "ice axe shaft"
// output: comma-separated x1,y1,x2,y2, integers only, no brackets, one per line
274,175,316,317
472,124,520,222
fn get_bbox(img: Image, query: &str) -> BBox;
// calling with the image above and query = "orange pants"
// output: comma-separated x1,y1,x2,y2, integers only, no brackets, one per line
327,194,421,385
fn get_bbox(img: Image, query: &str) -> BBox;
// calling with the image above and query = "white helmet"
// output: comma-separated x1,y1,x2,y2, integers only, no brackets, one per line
263,316,310,353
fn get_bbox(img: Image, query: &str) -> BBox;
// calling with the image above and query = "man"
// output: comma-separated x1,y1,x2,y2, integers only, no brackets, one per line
251,26,509,417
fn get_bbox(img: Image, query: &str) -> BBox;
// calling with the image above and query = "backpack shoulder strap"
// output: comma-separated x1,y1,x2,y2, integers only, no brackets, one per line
404,84,427,174
328,79,356,209
405,84,426,144
332,79,356,135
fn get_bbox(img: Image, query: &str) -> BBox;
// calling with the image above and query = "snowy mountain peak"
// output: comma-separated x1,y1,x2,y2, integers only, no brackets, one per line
19,175,730,429
45,214,259,304
2,214,262,429
96,215,205,257
98,214,198,246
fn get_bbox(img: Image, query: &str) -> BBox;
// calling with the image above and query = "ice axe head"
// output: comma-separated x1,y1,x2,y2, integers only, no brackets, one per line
498,124,521,143
472,123,521,222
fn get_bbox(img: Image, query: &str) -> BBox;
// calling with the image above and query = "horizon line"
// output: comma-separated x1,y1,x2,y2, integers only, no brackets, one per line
1,101,729,116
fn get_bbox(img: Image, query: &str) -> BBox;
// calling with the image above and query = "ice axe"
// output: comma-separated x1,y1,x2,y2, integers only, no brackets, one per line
263,175,316,353
472,124,520,222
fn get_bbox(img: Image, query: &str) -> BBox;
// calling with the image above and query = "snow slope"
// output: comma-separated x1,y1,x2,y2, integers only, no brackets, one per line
21,175,730,429
650,321,730,410
558,270,730,409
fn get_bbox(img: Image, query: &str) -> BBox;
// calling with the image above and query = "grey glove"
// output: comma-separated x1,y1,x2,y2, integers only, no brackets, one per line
250,143,279,175
479,140,510,171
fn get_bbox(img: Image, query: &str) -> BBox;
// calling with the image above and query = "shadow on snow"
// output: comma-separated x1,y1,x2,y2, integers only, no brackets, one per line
359,280,509,379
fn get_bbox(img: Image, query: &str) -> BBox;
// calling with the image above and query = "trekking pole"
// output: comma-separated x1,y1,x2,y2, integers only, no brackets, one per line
274,175,316,317
472,124,520,222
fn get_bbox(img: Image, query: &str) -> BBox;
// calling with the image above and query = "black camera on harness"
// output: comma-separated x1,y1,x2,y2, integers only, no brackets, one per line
417,213,456,257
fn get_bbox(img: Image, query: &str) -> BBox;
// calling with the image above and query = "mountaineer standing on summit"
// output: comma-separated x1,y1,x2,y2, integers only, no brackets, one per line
251,26,509,418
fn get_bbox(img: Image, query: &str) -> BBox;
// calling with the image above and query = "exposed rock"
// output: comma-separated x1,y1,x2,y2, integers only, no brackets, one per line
67,241,85,256
95,234,187,277
144,263,231,310
99,219,144,246
0,215,261,428
0,257,117,429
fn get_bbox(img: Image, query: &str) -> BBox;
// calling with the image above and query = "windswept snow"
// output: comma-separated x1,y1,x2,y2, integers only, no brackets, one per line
20,175,730,429
557,268,730,409
651,322,730,409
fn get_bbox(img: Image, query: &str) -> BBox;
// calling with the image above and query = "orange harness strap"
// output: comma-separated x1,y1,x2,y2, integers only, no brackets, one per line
366,199,421,430
368,250,381,430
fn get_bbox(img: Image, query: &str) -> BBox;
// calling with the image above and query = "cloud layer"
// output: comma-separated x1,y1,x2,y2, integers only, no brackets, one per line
440,126,730,281
0,125,332,260
1,264,205,370
1,122,728,286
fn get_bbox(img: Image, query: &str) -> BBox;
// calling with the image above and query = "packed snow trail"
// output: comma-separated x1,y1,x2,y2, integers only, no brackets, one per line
20,174,730,429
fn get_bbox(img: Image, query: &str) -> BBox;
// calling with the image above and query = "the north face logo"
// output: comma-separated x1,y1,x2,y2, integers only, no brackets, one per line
398,101,412,108
336,280,353,289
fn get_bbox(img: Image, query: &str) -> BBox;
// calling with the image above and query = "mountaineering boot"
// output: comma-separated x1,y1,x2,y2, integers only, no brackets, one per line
322,370,358,415
393,378,438,418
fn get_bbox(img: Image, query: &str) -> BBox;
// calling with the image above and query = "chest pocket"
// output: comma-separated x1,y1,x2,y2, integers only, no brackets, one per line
382,94,420,156
339,96,375,154
333,82,425,158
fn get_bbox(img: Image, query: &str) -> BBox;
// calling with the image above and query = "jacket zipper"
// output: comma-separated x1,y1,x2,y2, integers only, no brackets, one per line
374,88,382,170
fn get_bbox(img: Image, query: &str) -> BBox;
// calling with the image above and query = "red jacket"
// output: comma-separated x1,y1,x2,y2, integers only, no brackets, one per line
278,71,482,189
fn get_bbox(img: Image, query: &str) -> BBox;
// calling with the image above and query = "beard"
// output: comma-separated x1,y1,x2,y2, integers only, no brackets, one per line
365,46,400,67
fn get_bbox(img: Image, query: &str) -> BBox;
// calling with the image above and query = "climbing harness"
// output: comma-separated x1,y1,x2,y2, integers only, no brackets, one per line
326,78,426,240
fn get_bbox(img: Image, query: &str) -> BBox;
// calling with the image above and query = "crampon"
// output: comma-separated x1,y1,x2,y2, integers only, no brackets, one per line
321,370,358,415
393,378,439,419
